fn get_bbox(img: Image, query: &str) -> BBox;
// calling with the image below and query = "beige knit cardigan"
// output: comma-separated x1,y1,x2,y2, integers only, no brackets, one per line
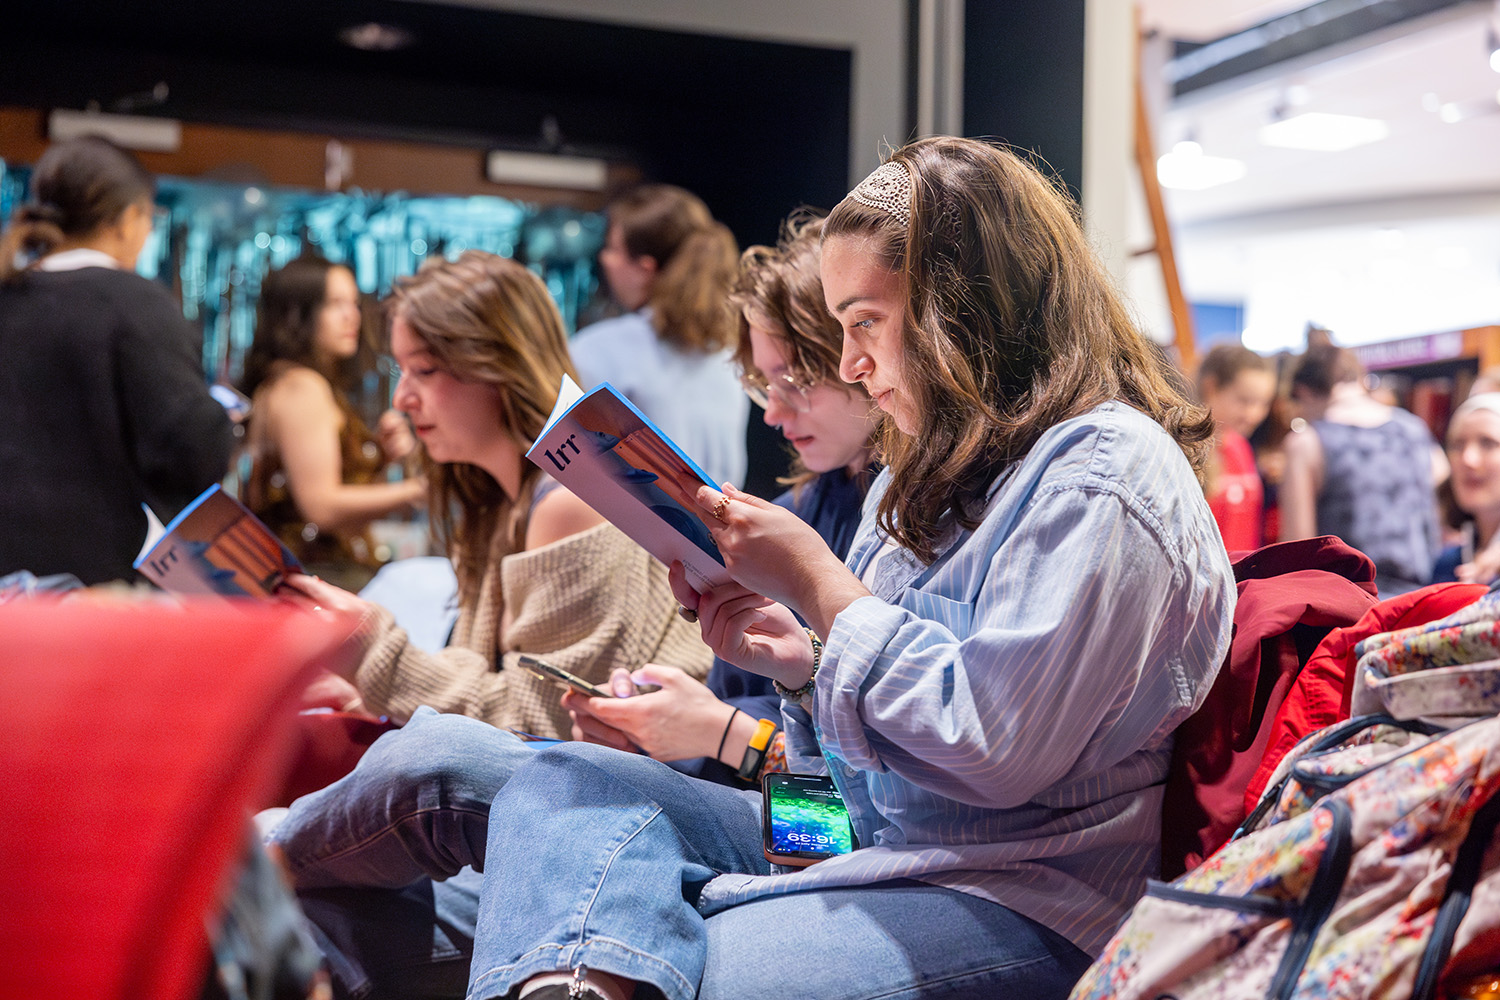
351,521,712,739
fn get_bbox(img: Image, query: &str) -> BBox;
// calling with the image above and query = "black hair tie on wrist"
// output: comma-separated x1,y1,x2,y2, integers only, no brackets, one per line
716,706,740,762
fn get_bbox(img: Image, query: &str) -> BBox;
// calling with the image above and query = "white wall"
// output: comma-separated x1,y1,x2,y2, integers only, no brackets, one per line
409,0,910,186
1084,0,1177,344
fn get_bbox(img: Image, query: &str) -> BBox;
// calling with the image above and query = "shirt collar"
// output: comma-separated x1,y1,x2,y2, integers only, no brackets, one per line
36,249,122,272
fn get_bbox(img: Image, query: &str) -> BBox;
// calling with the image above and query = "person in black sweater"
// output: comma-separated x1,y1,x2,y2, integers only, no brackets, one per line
0,136,232,585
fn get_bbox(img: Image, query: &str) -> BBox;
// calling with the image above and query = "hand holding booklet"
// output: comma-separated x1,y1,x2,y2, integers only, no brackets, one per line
134,484,301,598
526,375,731,592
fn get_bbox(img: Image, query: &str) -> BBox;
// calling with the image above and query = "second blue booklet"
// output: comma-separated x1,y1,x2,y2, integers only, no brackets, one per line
526,375,732,593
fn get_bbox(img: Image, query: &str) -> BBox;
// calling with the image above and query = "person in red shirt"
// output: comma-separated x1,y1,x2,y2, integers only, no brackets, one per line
1198,344,1277,552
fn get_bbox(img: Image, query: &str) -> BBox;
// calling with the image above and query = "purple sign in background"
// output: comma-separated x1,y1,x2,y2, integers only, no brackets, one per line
1352,331,1464,370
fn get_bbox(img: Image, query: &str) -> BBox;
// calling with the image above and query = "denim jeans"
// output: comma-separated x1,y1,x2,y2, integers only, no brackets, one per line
268,708,535,999
468,742,1092,1000
270,711,1090,1000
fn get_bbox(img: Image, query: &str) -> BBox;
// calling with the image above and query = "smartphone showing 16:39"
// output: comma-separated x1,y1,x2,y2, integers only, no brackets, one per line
761,772,857,867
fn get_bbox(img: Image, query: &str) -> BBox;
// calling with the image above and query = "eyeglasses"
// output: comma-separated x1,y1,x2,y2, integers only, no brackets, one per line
739,369,814,414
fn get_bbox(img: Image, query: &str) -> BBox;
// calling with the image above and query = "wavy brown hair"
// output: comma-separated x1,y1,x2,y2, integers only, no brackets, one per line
241,255,363,397
824,137,1213,562
0,135,154,283
730,212,875,494
609,184,738,353
387,250,579,603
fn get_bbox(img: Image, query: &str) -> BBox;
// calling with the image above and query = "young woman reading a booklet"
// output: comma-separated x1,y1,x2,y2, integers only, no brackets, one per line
270,139,1234,1000
563,212,880,786
286,251,709,741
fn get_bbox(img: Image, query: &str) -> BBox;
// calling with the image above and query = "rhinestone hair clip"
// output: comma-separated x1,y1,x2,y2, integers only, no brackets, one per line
847,161,913,227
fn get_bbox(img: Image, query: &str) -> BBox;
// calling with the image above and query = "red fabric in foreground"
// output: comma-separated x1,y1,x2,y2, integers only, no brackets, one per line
0,599,353,1000
1161,536,1378,879
1241,581,1488,813
274,710,400,807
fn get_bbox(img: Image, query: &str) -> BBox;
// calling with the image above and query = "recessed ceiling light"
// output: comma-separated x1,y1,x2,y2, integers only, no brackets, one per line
1258,112,1389,152
337,22,415,52
1157,145,1246,191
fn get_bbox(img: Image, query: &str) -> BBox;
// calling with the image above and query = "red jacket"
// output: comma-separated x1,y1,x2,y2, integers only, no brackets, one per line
1161,537,1378,878
0,600,350,1000
1241,580,1488,813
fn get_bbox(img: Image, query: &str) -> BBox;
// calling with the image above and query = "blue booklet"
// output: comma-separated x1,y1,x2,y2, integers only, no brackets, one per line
526,375,731,592
133,484,302,597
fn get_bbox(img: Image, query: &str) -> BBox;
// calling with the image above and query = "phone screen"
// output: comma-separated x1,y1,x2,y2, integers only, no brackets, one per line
762,773,855,864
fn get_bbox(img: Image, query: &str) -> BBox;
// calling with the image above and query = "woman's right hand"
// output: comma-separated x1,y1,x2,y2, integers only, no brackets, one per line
668,562,814,690
376,409,418,465
562,664,743,762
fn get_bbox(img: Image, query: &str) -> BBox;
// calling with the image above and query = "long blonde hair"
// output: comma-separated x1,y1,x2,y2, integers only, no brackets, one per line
387,250,578,603
609,184,738,353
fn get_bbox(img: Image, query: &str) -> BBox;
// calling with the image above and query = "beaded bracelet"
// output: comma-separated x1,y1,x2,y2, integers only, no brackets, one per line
773,628,823,699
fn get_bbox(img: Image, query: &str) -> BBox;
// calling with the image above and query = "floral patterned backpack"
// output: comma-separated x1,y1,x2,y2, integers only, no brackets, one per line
1070,714,1500,1000
1350,588,1500,724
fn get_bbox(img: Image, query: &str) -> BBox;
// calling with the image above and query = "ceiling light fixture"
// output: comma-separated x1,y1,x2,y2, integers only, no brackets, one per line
1488,25,1500,73
337,22,415,52
1258,112,1389,152
485,150,608,191
1157,140,1247,191
48,108,181,152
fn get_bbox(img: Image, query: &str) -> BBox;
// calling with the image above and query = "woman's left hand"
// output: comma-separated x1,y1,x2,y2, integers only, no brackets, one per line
668,564,815,689
694,483,870,634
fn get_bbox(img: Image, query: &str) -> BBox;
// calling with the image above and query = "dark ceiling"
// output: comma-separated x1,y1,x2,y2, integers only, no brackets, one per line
0,0,855,247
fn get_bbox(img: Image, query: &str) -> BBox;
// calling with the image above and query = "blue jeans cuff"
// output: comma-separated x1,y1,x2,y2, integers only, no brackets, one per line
469,937,696,1000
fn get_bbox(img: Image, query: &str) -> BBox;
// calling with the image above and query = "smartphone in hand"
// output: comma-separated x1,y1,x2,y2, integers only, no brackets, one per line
518,655,612,698
761,772,856,867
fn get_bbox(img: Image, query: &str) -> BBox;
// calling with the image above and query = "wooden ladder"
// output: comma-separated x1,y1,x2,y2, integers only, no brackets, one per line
1132,24,1197,371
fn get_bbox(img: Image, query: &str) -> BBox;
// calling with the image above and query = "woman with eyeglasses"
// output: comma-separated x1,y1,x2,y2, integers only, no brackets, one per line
562,213,879,784
0,136,233,585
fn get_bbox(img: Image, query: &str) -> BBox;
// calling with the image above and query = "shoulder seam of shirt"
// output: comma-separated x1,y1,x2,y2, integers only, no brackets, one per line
1030,469,1184,567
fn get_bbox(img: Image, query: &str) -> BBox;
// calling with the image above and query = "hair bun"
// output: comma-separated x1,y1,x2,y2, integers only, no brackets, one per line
18,202,65,226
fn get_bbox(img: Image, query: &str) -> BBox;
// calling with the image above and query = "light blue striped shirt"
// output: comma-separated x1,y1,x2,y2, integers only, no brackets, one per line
698,402,1235,956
